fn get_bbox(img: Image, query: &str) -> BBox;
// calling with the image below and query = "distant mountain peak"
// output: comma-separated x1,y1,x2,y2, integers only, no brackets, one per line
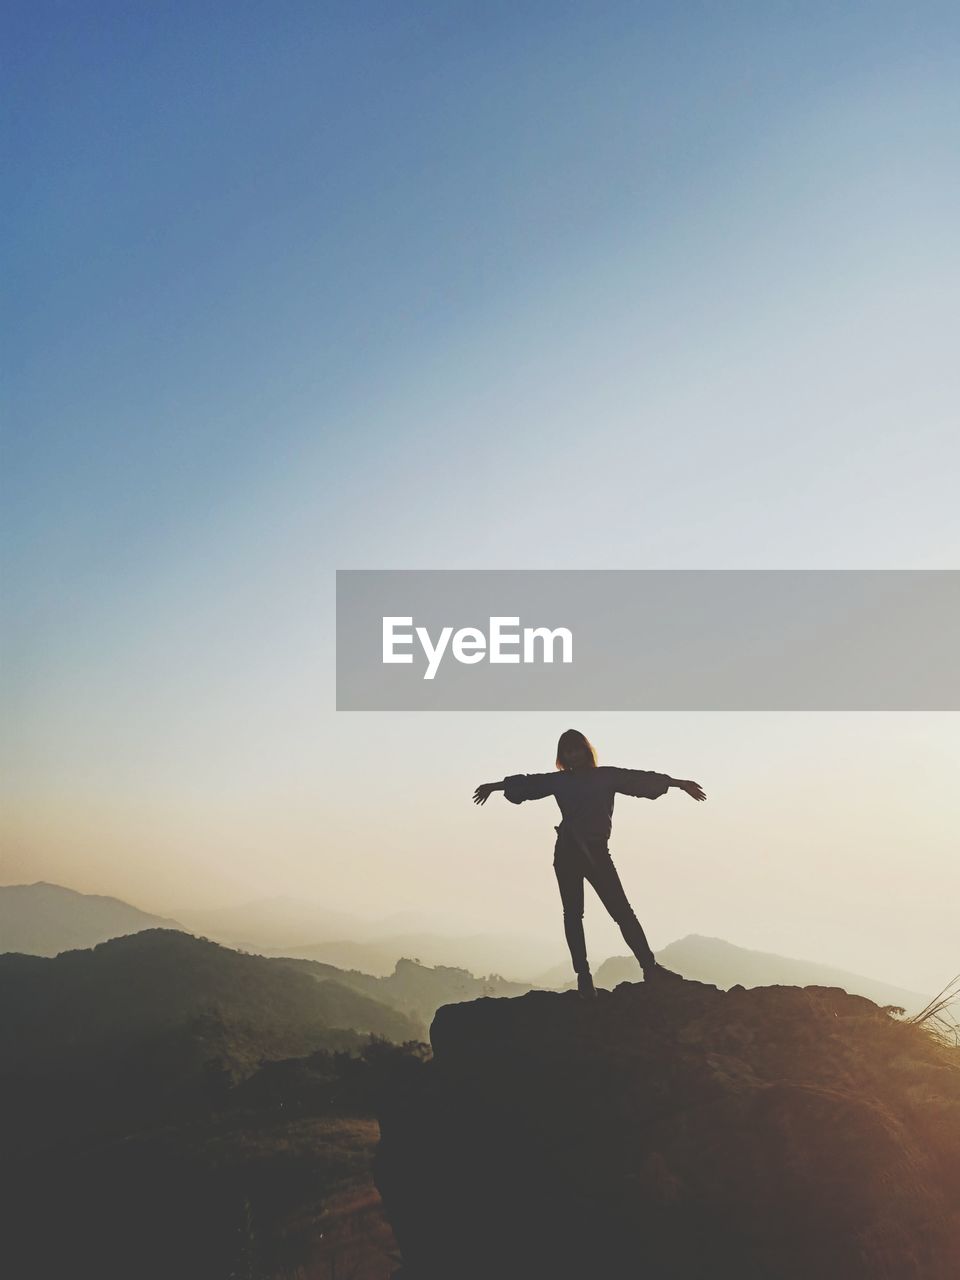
593,933,931,1013
0,882,187,957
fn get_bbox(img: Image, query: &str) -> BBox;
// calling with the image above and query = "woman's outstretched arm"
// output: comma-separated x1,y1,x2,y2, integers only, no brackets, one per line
612,768,706,802
473,773,559,805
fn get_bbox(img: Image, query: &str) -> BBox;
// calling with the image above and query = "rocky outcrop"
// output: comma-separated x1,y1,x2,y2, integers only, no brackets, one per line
375,979,960,1279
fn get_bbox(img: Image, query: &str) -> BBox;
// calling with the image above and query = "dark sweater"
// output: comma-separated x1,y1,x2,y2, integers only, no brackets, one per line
503,766,670,846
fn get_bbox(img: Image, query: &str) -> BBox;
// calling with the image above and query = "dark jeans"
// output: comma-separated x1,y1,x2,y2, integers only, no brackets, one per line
553,828,655,976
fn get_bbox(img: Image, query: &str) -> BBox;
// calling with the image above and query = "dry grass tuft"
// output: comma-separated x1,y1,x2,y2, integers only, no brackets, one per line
906,974,960,1047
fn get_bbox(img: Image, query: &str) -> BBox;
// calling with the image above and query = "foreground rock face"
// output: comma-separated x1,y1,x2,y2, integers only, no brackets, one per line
375,980,960,1280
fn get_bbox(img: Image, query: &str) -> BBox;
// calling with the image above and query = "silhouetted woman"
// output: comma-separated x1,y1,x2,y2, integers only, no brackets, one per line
473,729,705,999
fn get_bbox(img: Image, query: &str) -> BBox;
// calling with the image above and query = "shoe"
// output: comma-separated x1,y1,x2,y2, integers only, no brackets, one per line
577,971,597,1000
643,962,684,984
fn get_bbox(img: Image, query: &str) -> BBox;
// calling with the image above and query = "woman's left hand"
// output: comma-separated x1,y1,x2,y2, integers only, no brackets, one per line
676,779,706,802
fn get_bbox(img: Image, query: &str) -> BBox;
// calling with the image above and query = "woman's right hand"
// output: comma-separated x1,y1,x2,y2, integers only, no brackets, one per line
473,782,498,805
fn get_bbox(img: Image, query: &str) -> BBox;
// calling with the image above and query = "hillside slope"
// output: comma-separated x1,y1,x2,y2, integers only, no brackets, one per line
281,955,532,1024
0,929,424,1154
276,933,563,981
0,929,422,1070
375,980,960,1280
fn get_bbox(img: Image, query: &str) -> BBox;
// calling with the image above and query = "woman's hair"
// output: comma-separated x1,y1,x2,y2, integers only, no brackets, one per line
556,728,598,771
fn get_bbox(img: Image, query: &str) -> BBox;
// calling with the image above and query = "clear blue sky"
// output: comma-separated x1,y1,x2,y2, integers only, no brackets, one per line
3,3,958,990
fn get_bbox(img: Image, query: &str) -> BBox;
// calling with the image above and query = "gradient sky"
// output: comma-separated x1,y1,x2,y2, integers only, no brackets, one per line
3,3,958,993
